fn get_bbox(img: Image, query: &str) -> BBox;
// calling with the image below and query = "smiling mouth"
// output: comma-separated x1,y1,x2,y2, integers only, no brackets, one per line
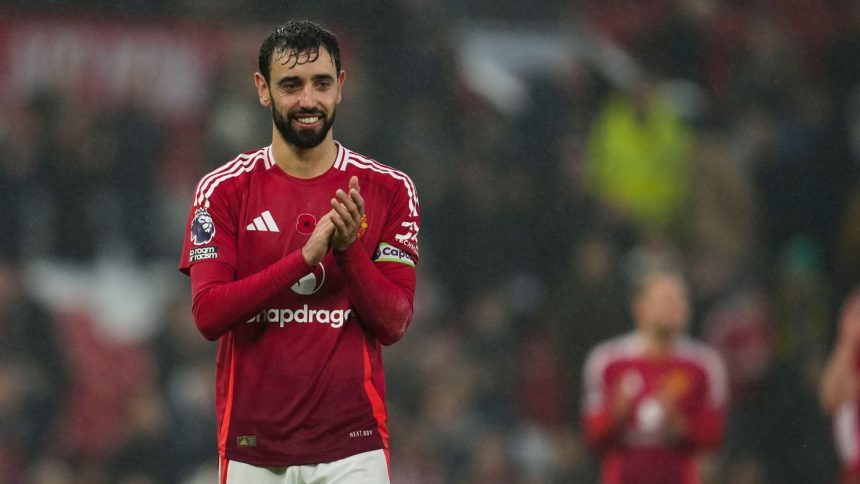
293,114,322,126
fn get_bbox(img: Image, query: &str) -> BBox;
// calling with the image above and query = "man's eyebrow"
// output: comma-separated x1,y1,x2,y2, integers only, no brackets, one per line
276,74,334,86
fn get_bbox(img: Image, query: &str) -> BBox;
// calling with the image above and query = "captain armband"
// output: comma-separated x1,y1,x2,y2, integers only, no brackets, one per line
372,242,415,268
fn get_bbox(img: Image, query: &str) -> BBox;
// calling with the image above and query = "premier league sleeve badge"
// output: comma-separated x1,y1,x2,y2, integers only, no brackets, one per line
191,207,216,245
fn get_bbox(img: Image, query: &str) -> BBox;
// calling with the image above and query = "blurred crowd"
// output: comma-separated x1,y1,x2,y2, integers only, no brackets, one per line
2,0,860,483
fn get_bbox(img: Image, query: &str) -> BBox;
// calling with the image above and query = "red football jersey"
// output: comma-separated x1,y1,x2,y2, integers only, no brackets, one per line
179,142,419,466
583,333,728,484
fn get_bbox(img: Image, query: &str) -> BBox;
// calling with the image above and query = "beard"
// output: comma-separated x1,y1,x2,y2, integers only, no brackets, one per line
272,104,337,150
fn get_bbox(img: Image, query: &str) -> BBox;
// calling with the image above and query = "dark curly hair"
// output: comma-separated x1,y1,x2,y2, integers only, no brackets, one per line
258,20,342,82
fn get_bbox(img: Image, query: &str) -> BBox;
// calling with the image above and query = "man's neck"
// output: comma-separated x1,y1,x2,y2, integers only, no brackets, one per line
271,129,337,179
638,329,677,358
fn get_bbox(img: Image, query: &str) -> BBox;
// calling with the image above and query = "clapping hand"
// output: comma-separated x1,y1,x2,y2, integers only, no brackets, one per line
330,176,365,251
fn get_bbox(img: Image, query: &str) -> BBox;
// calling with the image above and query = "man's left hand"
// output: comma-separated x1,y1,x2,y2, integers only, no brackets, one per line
331,176,365,251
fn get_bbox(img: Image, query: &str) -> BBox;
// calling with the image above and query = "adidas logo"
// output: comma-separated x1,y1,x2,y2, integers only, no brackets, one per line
247,210,280,232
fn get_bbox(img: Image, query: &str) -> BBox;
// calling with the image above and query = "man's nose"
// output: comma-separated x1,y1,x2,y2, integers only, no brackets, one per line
298,85,316,109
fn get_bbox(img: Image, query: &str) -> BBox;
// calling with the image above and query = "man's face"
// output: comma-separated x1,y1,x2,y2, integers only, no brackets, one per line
258,47,344,149
634,274,690,339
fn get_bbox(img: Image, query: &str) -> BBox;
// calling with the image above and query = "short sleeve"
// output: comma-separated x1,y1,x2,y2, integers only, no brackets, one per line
179,185,238,276
700,346,729,409
373,174,420,268
582,348,608,414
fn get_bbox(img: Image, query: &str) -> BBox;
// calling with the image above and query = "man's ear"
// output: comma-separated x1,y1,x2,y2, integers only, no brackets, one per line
336,70,347,104
254,72,271,107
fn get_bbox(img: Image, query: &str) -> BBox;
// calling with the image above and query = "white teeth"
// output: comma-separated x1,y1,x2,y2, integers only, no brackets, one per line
297,116,320,124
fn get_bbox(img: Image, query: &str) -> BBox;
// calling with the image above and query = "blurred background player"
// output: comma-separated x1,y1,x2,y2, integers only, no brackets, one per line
582,270,728,484
821,288,860,484
179,20,419,484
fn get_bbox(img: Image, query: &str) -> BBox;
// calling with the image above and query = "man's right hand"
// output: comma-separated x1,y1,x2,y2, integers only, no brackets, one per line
301,212,335,266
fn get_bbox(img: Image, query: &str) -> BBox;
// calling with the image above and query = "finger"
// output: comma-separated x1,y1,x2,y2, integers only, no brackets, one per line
348,177,363,216
319,217,336,234
310,221,335,244
334,191,361,224
350,189,365,215
314,212,334,231
330,212,348,233
331,198,354,227
337,189,361,220
335,189,359,217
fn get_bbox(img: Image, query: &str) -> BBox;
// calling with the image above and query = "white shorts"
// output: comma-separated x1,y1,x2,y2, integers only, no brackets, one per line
219,449,390,484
